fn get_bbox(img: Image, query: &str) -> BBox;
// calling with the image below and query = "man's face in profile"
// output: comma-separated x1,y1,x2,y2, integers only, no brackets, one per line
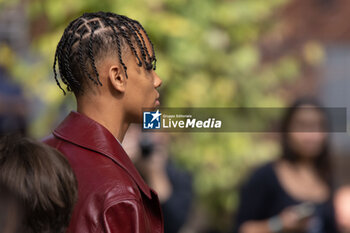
121,35,162,123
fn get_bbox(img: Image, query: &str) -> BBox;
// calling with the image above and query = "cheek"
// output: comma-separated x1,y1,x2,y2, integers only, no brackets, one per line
127,84,153,110
140,78,156,101
126,70,155,105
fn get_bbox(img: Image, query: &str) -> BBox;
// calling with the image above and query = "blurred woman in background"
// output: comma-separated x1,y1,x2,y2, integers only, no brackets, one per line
233,97,338,233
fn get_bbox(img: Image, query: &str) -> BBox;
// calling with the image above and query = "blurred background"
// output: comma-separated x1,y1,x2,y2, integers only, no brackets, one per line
0,0,350,232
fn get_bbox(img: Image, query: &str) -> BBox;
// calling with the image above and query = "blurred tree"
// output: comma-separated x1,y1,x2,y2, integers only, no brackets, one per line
1,0,310,231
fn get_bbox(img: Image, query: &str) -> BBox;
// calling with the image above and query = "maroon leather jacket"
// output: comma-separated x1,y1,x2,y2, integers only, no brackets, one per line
43,111,163,233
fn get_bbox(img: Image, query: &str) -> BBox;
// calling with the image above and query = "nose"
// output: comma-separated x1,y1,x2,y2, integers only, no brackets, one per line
154,72,162,88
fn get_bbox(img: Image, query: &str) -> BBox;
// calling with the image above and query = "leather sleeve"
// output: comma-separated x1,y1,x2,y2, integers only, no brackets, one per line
102,199,147,233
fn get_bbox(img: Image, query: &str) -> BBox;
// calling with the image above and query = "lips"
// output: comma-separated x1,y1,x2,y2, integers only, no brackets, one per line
155,93,160,106
155,98,160,106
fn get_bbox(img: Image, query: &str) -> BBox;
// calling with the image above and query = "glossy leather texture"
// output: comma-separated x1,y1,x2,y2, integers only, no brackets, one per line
43,111,164,233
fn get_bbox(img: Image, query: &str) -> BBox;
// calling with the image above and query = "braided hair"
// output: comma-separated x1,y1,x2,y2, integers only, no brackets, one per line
53,12,157,95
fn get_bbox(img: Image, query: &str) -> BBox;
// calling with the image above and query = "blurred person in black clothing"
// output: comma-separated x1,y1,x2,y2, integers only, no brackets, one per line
0,136,78,233
123,127,193,233
233,98,338,233
0,65,27,136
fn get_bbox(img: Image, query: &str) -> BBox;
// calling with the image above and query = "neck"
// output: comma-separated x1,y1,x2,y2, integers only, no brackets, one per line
76,96,129,142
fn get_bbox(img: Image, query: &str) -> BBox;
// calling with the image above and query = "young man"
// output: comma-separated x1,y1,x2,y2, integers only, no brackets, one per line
43,12,163,233
0,136,78,233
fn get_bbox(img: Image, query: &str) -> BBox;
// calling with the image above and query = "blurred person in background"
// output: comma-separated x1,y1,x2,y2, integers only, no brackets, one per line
0,136,77,233
0,65,27,137
123,126,193,233
333,185,350,233
233,97,338,233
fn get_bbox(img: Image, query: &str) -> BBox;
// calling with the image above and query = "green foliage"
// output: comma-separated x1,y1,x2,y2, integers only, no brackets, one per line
3,0,306,230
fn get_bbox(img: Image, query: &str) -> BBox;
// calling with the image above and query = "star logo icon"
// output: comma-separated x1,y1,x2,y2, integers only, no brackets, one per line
150,110,161,122
143,110,162,129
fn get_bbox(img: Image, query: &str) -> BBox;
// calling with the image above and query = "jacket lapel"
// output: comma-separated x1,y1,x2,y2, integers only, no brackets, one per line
53,111,152,199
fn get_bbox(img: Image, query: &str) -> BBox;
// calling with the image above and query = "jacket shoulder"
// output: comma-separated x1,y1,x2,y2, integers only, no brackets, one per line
44,136,142,199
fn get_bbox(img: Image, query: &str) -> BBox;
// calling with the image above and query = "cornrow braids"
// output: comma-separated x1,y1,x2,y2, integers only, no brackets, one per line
113,22,143,67
56,18,85,93
53,12,157,95
117,18,151,69
53,44,66,95
63,19,84,92
99,16,129,79
77,25,99,86
87,20,102,86
120,15,154,65
132,20,157,70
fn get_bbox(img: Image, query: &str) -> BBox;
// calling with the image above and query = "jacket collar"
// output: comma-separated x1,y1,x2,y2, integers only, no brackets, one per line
53,111,152,199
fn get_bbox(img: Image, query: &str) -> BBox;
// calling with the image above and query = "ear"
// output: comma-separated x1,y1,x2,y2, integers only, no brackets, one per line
108,65,126,93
